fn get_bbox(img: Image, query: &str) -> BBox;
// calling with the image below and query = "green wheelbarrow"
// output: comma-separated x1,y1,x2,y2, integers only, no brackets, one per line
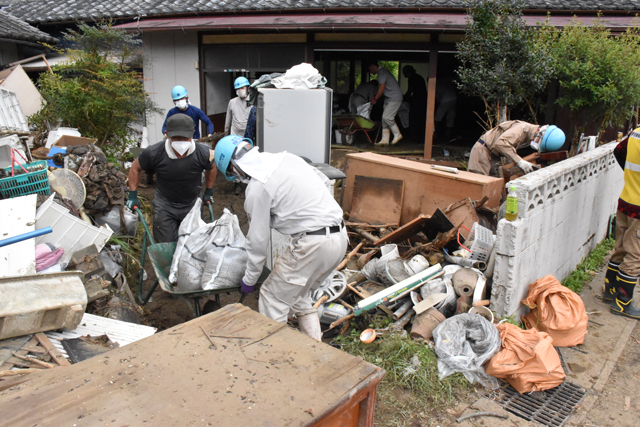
333,114,381,145
133,206,269,317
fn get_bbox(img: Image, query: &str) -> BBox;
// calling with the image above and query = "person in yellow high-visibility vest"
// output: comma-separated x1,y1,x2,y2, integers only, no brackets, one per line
606,128,640,319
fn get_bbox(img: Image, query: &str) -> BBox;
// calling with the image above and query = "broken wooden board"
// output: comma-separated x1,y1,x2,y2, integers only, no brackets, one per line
0,304,385,427
350,175,404,226
443,198,479,241
374,208,454,246
374,214,430,245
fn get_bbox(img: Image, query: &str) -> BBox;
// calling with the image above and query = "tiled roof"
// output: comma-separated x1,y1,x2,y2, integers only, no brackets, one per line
6,1,640,25
0,8,57,43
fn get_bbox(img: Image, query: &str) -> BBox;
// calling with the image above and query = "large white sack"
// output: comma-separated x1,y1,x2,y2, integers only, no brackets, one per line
169,199,206,284
176,208,247,291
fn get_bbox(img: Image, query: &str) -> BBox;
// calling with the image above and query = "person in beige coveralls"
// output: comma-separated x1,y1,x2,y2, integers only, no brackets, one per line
468,120,545,176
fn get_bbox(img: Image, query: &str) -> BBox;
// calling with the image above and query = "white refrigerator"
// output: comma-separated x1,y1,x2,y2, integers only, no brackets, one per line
256,87,332,164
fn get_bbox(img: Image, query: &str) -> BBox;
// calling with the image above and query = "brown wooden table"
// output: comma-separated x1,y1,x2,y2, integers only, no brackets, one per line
0,304,385,426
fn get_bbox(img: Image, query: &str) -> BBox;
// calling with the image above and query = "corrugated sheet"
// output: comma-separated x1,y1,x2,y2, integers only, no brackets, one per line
0,88,29,134
46,313,157,358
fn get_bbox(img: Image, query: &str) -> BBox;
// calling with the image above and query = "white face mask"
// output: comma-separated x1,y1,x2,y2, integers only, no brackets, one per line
175,99,188,110
170,139,192,156
236,88,247,99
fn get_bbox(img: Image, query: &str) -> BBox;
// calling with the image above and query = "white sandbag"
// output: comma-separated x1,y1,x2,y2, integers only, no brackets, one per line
176,208,247,291
169,199,205,284
200,210,248,290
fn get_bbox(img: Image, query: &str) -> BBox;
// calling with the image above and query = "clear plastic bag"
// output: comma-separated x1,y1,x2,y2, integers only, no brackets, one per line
433,313,501,388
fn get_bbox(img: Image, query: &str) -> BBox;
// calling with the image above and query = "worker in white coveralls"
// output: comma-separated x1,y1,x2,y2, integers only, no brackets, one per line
468,120,565,176
127,114,216,243
367,60,404,146
604,128,640,319
213,135,349,340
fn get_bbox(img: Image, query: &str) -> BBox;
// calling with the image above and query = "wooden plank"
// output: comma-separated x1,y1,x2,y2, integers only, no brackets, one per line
350,175,404,226
0,304,385,427
424,41,438,159
34,333,70,367
0,375,31,392
374,214,430,245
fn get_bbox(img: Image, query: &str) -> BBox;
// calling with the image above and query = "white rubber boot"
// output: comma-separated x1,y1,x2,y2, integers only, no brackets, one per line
376,128,391,146
297,312,322,341
390,123,403,145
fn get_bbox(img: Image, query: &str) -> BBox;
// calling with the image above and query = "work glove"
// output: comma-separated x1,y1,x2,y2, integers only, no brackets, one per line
516,159,535,174
240,279,255,295
126,190,140,211
371,97,378,105
203,187,215,205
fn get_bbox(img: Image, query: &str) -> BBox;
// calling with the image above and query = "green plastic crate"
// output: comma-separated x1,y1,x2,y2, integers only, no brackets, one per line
0,160,50,198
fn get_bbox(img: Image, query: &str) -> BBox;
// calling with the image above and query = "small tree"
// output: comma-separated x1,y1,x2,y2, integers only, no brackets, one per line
540,19,640,138
456,0,553,127
31,21,161,155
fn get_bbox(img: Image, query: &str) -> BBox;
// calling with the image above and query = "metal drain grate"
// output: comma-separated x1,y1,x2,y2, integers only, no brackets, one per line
498,381,588,427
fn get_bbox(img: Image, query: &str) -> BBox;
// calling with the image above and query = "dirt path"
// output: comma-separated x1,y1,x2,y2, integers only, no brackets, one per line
136,170,258,330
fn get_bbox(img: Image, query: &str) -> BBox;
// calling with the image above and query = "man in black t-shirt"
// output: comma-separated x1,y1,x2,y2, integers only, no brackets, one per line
127,114,217,243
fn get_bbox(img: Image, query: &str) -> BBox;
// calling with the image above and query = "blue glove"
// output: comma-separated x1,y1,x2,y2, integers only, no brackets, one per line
241,279,255,294
126,190,139,210
203,187,214,205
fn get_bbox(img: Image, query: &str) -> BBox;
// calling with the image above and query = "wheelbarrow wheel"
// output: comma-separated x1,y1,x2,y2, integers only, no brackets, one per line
202,298,221,315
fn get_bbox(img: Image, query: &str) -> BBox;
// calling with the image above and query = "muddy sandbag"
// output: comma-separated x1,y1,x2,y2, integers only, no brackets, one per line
433,313,501,388
169,199,205,284
200,210,248,290
176,208,247,291
521,275,588,347
485,323,565,393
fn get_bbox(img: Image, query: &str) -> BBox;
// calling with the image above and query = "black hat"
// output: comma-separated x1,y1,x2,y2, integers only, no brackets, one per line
166,114,195,138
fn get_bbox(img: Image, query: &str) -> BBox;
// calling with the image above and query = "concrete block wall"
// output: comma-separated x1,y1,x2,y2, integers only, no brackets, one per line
491,142,624,317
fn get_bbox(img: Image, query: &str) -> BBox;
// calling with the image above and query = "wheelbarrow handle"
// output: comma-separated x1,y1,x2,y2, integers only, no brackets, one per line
207,203,215,222
0,227,53,247
134,207,156,246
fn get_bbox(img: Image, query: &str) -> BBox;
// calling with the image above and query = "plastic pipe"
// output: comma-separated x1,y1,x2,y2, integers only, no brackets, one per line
0,227,53,247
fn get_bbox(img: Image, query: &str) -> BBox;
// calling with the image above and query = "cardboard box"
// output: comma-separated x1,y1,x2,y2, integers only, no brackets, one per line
53,135,97,147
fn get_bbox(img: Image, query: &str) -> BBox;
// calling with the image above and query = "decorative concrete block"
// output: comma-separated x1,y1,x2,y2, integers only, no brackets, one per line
492,142,624,317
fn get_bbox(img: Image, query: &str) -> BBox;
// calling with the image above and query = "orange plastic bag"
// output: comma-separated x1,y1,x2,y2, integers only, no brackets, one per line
485,323,565,393
521,275,588,347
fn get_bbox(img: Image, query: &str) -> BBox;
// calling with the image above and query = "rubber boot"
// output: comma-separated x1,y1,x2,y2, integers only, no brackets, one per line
610,270,640,319
390,123,403,145
297,312,322,341
376,128,391,146
602,261,620,302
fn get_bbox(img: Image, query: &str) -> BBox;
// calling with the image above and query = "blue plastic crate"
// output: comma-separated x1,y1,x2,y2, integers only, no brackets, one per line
0,160,50,198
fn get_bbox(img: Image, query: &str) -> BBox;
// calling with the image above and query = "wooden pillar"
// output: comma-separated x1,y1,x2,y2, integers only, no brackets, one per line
424,39,439,159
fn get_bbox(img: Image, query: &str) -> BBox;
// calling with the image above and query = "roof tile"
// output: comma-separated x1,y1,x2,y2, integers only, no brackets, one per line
0,8,57,43
4,1,640,25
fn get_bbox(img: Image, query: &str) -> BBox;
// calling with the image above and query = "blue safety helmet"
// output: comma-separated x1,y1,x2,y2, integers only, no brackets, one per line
214,135,254,181
234,77,250,90
540,125,565,152
171,85,188,100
